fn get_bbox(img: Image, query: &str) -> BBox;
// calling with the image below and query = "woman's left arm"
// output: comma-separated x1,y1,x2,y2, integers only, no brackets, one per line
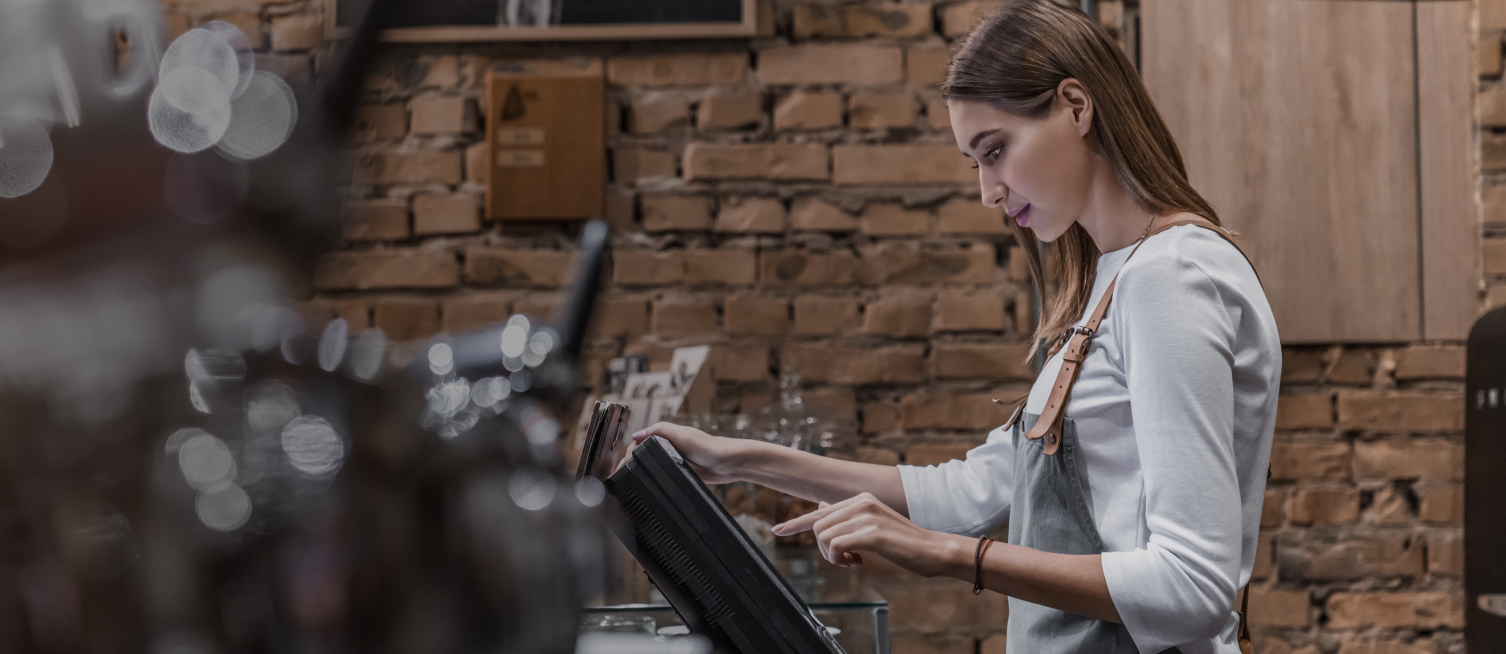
774,494,1124,623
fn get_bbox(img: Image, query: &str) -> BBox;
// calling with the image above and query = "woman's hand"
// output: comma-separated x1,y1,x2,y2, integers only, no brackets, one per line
625,422,746,485
771,492,958,577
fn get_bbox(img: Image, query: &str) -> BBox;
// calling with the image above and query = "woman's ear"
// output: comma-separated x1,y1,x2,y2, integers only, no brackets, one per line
1057,78,1094,137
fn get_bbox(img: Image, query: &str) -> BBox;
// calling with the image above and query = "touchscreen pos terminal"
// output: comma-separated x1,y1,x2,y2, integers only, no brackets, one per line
577,401,846,654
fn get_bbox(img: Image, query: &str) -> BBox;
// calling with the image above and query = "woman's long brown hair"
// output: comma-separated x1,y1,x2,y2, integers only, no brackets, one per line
941,1,1221,360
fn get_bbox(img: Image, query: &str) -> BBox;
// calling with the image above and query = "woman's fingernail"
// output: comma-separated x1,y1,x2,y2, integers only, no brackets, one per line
772,522,785,533
631,430,646,440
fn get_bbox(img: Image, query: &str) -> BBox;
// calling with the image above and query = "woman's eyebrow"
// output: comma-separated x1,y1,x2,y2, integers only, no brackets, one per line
968,128,999,150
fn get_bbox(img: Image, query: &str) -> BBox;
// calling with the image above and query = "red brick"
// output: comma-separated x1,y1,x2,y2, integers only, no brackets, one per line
441,296,510,333
863,291,932,337
650,299,718,338
849,91,917,130
760,251,860,286
1326,348,1374,385
1269,440,1351,481
1353,438,1463,480
857,445,900,465
1261,488,1287,527
682,143,829,181
355,150,463,185
1278,535,1423,581
804,387,857,420
1394,345,1465,380
862,403,899,434
613,251,685,286
612,148,676,184
1426,529,1463,577
1334,640,1436,654
906,45,950,87
696,93,763,130
1253,536,1275,580
901,393,1012,430
1288,486,1359,525
465,142,487,184
774,92,843,131
833,145,975,184
590,296,649,337
629,97,691,133
926,98,952,130
413,193,480,235
1486,183,1506,225
270,14,321,51
1483,35,1503,79
418,54,460,88
512,294,561,320
859,244,995,285
758,44,904,86
1417,482,1463,524
1326,592,1463,629
932,342,1033,380
409,95,472,135
1337,391,1463,432
464,248,572,287
607,53,747,87
315,250,459,290
342,199,409,241
792,295,861,335
861,203,929,236
904,442,976,467
352,104,405,141
1276,393,1334,430
936,197,1004,234
724,295,788,336
641,195,711,231
683,249,757,285
882,578,1008,632
1007,246,1030,282
716,197,785,233
1365,483,1412,525
604,188,636,232
1282,347,1327,383
783,343,926,385
934,288,1007,331
1248,589,1309,628
940,0,1009,37
792,3,932,38
289,300,335,333
711,345,770,382
336,299,370,329
1484,87,1506,129
373,297,440,341
790,197,857,231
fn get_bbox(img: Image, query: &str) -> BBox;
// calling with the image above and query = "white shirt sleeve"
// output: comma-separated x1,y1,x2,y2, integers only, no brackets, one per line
896,425,1014,537
1100,252,1244,652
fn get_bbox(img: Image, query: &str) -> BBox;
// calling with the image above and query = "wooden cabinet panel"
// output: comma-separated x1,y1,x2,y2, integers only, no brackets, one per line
1418,1,1479,340
1144,0,1420,343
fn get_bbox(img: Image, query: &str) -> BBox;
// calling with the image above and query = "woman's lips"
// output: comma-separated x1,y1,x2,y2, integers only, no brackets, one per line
1011,204,1031,227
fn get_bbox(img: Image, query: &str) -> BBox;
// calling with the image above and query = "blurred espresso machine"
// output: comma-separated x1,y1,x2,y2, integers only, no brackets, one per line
0,0,619,652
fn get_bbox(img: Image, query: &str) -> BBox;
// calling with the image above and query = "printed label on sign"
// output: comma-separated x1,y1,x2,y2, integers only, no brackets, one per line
495,126,545,146
495,149,545,167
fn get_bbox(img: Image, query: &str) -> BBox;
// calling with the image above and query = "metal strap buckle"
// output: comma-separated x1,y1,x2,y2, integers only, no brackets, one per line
1059,326,1095,360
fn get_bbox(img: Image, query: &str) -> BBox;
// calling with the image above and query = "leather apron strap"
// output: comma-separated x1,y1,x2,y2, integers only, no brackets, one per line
1022,219,1260,455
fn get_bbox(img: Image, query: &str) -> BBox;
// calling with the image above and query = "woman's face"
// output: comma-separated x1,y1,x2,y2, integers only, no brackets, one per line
947,86,1095,242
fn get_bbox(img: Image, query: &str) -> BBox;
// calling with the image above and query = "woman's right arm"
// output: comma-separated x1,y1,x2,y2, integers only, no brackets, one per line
629,422,910,517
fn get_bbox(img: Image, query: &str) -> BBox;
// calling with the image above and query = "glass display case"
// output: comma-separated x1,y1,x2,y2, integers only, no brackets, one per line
582,550,890,654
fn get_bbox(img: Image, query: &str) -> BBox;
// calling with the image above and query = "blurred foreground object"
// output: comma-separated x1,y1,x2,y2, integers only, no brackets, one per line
0,0,613,650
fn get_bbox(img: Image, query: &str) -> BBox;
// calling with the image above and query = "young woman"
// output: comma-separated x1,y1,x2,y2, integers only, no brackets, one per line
629,3,1279,652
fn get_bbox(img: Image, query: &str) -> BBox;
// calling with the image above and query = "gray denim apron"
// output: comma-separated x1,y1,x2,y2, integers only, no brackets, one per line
1007,411,1184,654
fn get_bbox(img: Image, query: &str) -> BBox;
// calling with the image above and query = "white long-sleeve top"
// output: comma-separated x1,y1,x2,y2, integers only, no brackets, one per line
897,225,1281,654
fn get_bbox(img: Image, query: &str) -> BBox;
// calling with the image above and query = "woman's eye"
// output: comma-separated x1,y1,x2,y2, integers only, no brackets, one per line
969,161,979,170
986,146,1003,160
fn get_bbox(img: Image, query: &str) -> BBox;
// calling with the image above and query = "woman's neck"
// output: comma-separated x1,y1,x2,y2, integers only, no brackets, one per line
1073,158,1159,254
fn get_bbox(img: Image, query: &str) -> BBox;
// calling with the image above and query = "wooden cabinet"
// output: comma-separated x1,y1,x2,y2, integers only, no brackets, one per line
1143,0,1477,342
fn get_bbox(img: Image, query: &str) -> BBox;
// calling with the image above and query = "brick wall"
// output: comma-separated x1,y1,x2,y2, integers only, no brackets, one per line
156,0,1486,651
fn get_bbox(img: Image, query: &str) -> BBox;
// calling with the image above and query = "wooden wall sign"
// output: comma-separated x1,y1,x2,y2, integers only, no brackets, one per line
485,60,605,220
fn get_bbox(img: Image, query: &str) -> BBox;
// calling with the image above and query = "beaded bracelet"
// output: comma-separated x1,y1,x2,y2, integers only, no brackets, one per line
972,536,996,595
